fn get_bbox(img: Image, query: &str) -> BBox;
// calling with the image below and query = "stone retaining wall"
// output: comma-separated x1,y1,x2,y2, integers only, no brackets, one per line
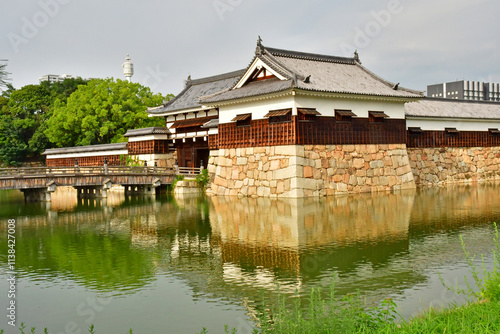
174,180,201,195
408,146,500,186
207,144,416,198
130,152,176,168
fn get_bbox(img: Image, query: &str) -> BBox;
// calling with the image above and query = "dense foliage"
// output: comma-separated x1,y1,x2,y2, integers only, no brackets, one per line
45,78,168,147
0,60,9,90
0,78,88,165
0,76,172,166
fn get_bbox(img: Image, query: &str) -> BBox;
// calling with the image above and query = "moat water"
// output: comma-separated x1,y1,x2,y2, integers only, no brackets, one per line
1,183,499,333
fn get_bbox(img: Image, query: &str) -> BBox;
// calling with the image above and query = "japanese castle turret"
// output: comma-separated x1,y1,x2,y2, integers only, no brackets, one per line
44,39,500,197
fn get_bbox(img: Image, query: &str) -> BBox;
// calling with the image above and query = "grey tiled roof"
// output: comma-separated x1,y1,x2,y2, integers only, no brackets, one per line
123,127,170,137
202,78,292,102
202,45,422,103
405,98,500,119
148,70,245,114
200,118,219,128
43,142,128,155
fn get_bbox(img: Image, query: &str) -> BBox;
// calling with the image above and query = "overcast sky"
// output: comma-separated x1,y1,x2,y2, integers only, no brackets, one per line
2,0,499,96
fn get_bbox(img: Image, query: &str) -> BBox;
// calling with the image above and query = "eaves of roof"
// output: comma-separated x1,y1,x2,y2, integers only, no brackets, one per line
123,127,170,137
147,69,245,115
43,142,128,155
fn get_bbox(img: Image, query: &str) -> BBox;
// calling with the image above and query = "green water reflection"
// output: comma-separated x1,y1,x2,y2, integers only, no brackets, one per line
0,183,499,332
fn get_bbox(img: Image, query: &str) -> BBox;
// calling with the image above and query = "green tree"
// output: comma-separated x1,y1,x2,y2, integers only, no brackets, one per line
0,85,53,165
45,78,168,147
40,77,88,101
0,78,88,166
0,60,9,91
0,112,28,166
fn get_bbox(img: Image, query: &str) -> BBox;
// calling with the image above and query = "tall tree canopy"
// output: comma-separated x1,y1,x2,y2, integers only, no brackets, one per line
0,60,9,91
0,85,53,165
0,78,88,166
45,78,169,147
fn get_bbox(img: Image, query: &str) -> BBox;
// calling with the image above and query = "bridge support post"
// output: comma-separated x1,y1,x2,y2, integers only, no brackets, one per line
123,179,161,196
75,179,113,199
75,186,107,198
21,182,57,202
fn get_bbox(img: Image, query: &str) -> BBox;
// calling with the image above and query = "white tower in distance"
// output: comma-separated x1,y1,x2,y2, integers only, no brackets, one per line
122,54,134,82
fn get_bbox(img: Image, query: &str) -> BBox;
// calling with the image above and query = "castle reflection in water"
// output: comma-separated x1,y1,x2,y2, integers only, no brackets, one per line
1,183,499,311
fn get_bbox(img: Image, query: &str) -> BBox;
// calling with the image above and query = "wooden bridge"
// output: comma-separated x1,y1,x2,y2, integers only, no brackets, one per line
0,166,181,201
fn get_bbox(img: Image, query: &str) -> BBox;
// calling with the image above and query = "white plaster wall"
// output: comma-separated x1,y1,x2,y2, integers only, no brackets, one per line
295,95,406,119
166,107,217,126
128,134,170,142
407,118,500,131
218,95,295,124
134,153,175,166
47,150,128,159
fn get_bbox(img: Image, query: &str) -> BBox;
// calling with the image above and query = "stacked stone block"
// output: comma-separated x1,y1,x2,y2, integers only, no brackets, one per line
207,144,416,198
408,147,500,186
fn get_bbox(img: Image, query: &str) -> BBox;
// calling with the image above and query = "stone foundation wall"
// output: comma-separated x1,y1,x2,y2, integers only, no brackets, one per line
174,180,201,195
207,144,416,198
408,146,500,186
131,152,176,167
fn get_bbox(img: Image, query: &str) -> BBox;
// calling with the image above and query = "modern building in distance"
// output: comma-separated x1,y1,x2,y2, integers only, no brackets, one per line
39,74,75,84
427,80,500,102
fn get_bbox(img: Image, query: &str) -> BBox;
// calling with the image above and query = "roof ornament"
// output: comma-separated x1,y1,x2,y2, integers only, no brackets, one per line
354,50,361,64
255,35,264,56
292,72,298,87
185,74,192,87
393,83,400,90
303,75,311,84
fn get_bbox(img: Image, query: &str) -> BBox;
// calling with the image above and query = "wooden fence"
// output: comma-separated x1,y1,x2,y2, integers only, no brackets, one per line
407,131,500,148
215,116,406,149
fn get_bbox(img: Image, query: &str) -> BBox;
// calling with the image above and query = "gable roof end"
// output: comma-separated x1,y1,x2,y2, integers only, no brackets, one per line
202,43,423,104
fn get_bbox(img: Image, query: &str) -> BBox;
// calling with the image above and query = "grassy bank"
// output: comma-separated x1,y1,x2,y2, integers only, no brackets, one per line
249,223,500,334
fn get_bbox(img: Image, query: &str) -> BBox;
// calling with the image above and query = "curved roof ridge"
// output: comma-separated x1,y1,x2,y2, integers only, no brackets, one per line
199,85,235,101
148,69,245,114
190,69,246,85
160,84,191,109
265,46,357,64
260,48,305,81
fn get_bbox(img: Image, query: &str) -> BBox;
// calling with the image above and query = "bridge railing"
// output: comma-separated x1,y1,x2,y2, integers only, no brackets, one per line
0,166,176,178
176,166,203,176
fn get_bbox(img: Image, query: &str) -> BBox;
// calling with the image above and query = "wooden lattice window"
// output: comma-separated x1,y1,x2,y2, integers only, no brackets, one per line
408,127,423,135
335,110,356,122
232,113,252,127
297,108,320,122
369,111,389,123
265,109,292,124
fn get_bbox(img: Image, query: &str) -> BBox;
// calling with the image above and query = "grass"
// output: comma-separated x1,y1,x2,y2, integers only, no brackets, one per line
205,222,500,333
0,324,135,334
382,300,500,333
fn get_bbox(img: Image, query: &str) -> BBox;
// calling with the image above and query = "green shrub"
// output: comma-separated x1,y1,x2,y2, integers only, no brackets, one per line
196,168,210,190
171,174,184,189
